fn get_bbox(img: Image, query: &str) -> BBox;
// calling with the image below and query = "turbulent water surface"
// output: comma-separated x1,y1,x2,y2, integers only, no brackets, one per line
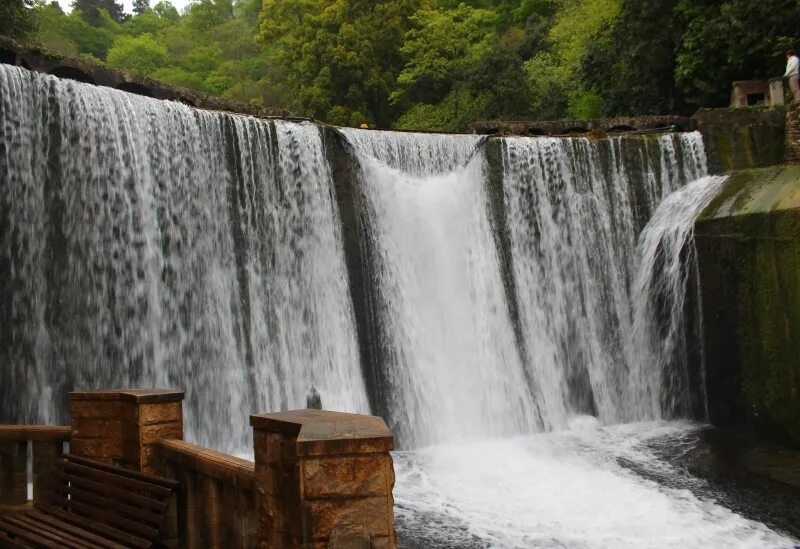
1,64,797,547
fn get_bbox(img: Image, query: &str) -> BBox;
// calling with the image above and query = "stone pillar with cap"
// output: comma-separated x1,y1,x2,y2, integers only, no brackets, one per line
769,78,786,106
69,389,184,474
251,410,395,549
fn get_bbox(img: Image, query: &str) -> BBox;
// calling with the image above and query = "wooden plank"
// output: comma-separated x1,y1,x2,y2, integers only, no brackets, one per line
28,510,128,549
51,469,168,513
66,483,164,527
56,494,160,538
66,455,180,490
158,439,255,488
0,530,30,549
57,460,174,497
45,475,163,527
37,505,151,549
0,426,72,442
1,514,94,549
0,516,59,546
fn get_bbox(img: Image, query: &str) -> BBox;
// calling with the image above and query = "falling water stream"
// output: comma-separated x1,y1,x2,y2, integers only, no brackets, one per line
0,65,797,546
0,65,368,449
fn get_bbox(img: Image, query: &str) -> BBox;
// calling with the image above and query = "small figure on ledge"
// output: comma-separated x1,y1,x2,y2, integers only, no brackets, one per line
307,386,322,410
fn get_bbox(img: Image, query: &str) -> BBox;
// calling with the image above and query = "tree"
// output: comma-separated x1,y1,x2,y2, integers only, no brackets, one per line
391,4,508,130
106,33,170,75
582,0,687,116
152,1,179,21
674,0,800,108
72,0,126,25
0,0,38,41
132,0,150,15
259,0,425,126
525,0,621,119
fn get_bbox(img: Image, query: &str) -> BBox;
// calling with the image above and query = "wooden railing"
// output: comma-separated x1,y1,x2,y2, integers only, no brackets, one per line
156,438,257,549
0,425,71,508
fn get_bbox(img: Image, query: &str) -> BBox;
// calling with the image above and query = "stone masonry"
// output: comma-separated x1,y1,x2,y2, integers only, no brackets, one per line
69,389,184,474
251,410,395,549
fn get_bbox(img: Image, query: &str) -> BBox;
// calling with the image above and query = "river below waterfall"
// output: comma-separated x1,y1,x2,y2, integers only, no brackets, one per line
2,65,799,547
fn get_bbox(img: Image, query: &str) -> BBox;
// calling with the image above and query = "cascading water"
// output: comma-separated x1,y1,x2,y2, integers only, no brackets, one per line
500,134,709,429
343,130,712,446
0,65,368,450
340,129,796,546
627,175,728,420
341,129,539,448
2,63,796,547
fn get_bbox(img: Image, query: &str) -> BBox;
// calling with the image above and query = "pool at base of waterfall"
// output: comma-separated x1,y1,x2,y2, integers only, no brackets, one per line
393,420,800,548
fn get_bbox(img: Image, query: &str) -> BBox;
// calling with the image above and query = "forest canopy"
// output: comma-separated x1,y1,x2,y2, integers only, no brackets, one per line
4,0,800,131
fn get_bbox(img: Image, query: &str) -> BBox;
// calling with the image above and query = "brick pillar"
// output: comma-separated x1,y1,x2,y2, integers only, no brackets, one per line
251,410,395,549
70,389,184,473
786,101,800,164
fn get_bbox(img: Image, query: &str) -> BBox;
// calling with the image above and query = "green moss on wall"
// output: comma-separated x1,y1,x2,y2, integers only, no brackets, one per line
692,107,786,172
696,165,800,447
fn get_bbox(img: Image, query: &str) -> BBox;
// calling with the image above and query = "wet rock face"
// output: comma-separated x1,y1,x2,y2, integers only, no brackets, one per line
695,166,800,448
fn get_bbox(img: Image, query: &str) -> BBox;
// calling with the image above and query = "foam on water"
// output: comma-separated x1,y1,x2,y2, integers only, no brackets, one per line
394,423,798,548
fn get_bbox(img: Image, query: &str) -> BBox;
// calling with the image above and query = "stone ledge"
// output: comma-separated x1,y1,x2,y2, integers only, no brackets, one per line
70,389,184,404
473,114,691,136
697,165,800,222
250,410,393,457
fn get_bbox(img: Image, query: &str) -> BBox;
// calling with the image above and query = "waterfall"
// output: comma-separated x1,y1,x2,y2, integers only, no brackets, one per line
0,65,368,450
1,62,721,452
627,175,727,419
341,129,540,448
501,134,710,430
344,130,712,447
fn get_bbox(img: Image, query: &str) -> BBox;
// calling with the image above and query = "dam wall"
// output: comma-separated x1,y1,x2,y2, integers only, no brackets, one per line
695,165,800,447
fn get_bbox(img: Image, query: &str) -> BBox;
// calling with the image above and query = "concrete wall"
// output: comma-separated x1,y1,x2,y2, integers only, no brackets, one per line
695,166,800,448
691,107,786,172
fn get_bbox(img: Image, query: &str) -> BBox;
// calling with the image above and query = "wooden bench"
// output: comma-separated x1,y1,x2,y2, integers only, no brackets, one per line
0,454,179,548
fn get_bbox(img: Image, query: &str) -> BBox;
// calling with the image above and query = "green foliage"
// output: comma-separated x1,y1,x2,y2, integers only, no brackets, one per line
14,0,800,128
1,0,38,41
393,5,496,103
259,0,424,126
72,0,126,25
106,34,169,75
132,0,150,15
674,0,800,108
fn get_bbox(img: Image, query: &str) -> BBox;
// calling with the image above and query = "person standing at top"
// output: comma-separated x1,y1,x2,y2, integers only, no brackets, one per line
785,49,800,101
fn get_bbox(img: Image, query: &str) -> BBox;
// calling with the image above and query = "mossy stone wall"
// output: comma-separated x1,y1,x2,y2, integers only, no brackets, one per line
695,166,800,447
692,108,786,173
